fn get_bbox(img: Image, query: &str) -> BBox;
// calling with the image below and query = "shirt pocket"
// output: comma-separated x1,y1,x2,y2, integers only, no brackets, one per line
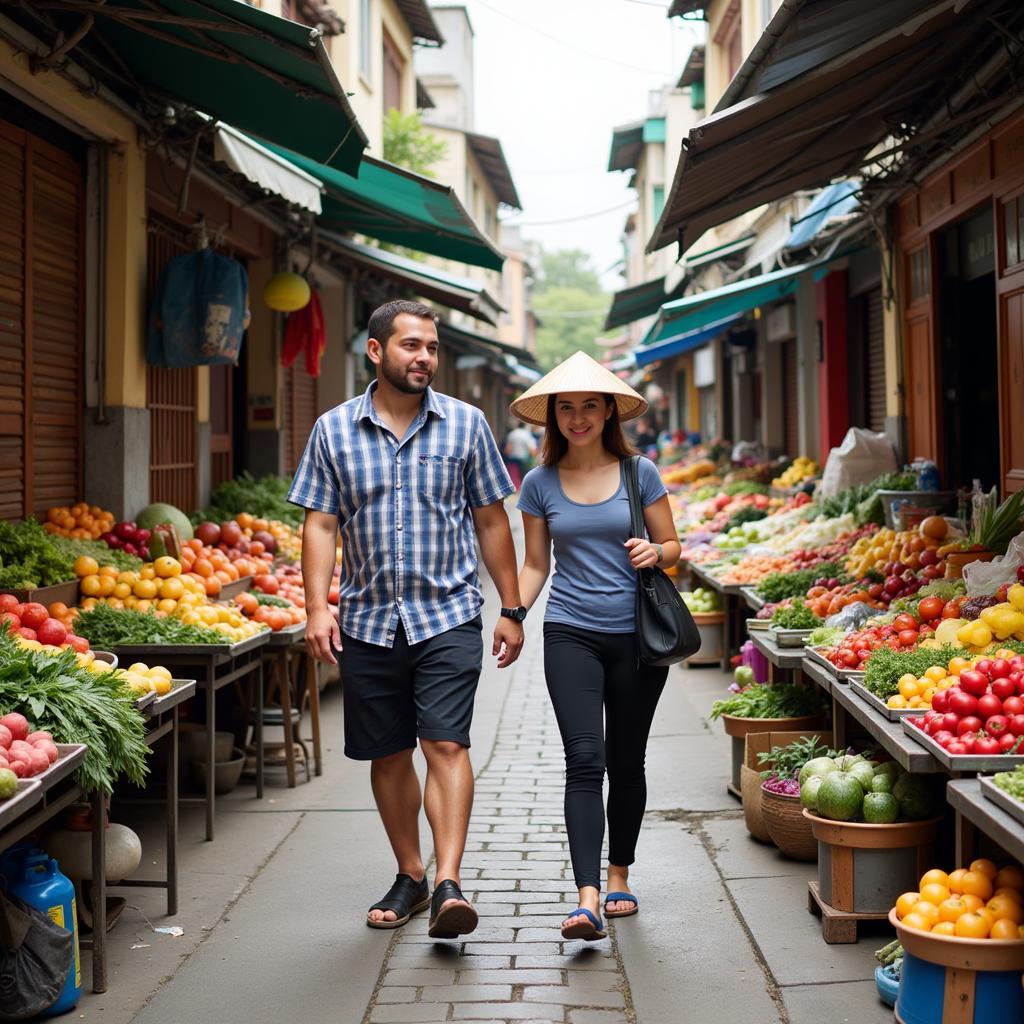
416,454,465,512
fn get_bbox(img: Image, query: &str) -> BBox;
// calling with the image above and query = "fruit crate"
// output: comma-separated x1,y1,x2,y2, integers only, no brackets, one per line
977,775,1024,828
901,718,1024,772
5,579,80,607
805,645,863,685
804,810,942,943
769,626,816,649
850,679,929,722
0,778,43,831
219,575,254,601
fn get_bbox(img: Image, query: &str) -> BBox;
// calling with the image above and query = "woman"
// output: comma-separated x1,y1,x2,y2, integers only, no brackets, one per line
511,352,681,941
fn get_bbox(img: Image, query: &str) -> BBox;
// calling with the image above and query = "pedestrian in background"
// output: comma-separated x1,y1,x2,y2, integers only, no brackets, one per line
502,418,538,490
510,351,681,941
289,300,527,939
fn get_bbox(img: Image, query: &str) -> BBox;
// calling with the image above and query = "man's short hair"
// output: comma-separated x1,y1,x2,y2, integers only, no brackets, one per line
368,300,437,347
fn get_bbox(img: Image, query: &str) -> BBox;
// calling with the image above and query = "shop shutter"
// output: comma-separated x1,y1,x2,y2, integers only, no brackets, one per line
284,363,318,475
0,121,83,521
146,218,197,511
866,287,886,433
782,339,799,457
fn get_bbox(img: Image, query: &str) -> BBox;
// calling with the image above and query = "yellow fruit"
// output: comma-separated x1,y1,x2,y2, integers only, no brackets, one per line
996,866,1024,892
954,912,990,938
888,695,908,709
157,598,177,615
948,869,969,894
971,858,999,881
924,665,946,682
901,912,933,932
153,556,181,578
895,892,921,919
920,883,951,906
80,574,102,597
898,675,921,700
989,918,1021,940
913,901,940,927
931,921,956,936
133,579,158,600
128,662,149,674
152,677,172,696
113,582,132,600
159,577,185,601
96,575,115,597
73,555,99,577
920,869,951,891
938,898,968,923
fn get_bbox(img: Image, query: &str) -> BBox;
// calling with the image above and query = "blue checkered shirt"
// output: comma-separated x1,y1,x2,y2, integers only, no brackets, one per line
287,382,515,647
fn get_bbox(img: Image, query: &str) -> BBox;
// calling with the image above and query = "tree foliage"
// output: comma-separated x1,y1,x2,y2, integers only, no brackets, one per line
382,110,447,178
532,248,609,370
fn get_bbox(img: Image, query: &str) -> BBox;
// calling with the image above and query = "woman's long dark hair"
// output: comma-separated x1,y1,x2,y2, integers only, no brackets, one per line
540,393,636,467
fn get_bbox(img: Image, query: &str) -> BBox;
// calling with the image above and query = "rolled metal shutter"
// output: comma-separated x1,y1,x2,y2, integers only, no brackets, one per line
284,363,318,475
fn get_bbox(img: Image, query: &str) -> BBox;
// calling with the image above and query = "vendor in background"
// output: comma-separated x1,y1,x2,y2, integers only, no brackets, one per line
503,419,538,491
631,417,660,460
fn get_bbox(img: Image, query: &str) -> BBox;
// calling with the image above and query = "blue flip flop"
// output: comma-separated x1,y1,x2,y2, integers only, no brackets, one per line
604,892,639,919
561,907,607,941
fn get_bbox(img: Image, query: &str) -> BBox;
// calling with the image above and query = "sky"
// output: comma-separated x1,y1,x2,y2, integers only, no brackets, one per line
453,0,705,291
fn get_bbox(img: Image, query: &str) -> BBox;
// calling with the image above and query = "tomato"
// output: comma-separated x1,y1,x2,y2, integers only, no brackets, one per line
894,613,919,632
941,600,962,619
898,629,919,648
918,597,944,621
0,594,19,614
978,694,1003,719
999,732,1022,752
19,603,48,630
972,736,1001,757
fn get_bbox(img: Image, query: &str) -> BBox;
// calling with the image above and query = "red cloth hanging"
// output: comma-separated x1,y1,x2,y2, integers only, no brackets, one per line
281,287,326,377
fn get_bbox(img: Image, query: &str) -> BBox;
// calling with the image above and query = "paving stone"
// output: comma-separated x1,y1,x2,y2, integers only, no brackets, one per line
371,1005,458,1023
400,928,516,943
387,952,511,970
781,979,892,1024
381,969,457,986
375,988,418,1003
521,984,624,1007
450,1004,567,1020
515,956,617,971
702,816,815,882
567,1011,629,1024
418,984,513,1002
462,942,562,956
455,969,564,985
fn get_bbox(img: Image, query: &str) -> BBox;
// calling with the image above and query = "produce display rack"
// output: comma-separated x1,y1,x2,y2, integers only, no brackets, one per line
804,645,863,685
749,629,807,679
260,622,321,787
800,655,835,695
745,617,770,632
947,778,1024,867
107,632,270,841
770,626,816,649
849,680,929,722
900,718,1024,773
978,775,1024,829
218,574,254,601
739,586,765,611
0,778,42,831
830,683,941,773
6,578,80,606
86,679,196,992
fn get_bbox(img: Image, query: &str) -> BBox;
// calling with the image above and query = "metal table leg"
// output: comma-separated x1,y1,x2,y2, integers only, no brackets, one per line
255,656,264,800
91,790,107,993
167,704,179,915
205,660,216,842
277,650,297,788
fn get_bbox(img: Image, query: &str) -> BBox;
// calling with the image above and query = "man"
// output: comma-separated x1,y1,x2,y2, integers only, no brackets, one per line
502,418,538,490
289,300,526,939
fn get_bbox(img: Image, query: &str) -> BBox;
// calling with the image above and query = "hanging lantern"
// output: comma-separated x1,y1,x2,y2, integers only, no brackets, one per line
263,271,310,312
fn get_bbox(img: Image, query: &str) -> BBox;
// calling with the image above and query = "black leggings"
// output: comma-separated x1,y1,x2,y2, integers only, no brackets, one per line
543,622,668,891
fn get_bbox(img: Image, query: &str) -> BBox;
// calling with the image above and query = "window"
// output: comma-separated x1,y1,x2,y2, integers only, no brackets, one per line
715,1,744,81
908,247,930,301
382,29,403,113
359,0,372,78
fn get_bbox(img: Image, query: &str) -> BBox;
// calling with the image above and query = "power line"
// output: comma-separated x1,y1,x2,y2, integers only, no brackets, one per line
502,198,636,226
472,0,673,77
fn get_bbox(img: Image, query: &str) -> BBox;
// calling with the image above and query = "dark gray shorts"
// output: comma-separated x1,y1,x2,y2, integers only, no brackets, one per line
338,616,483,760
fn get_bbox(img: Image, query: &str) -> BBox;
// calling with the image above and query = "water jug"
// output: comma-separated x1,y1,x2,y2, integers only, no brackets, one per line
4,848,82,1016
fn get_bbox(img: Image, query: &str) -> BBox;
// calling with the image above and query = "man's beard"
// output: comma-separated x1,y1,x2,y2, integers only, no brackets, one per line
380,350,434,394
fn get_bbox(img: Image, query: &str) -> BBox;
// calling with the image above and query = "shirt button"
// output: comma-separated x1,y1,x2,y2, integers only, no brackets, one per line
396,481,402,490
397,522,403,531
397,597,403,605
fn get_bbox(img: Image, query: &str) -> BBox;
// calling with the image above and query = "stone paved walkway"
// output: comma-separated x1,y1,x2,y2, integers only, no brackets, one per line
365,633,634,1024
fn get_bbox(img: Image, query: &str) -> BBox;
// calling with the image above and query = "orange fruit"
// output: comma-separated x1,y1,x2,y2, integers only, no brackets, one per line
993,887,1023,903
947,869,969,894
156,598,177,615
112,582,132,600
47,602,69,619
133,579,158,600
154,556,181,578
960,871,994,901
80,575,102,597
159,577,185,601
920,883,950,906
203,576,222,597
975,907,996,930
960,894,985,913
73,555,99,577
989,918,1021,940
987,895,1024,924
920,869,950,891
954,913,990,939
98,565,119,579
931,921,956,936
901,912,933,933
913,901,940,927
193,559,213,578
938,898,968,923
996,866,1024,892
970,859,999,881
236,512,253,530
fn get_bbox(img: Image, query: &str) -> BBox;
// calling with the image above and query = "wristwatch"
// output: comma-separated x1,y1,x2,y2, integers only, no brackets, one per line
653,543,664,564
500,606,528,622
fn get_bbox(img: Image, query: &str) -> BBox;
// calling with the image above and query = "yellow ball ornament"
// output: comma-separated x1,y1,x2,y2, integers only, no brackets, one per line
263,271,310,312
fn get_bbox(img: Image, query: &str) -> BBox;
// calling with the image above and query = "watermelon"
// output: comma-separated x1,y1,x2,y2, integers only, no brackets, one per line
136,502,194,542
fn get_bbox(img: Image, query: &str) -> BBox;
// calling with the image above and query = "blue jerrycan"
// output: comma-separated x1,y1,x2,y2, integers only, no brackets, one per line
3,847,82,1016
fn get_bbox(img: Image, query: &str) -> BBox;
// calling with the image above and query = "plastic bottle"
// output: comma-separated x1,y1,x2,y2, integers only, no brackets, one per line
2,848,82,1015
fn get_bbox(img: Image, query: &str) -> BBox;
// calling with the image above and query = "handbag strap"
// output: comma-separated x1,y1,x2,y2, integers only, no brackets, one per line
623,456,646,540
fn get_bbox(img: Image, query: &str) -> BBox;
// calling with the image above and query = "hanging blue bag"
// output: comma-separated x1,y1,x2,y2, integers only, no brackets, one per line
147,249,249,368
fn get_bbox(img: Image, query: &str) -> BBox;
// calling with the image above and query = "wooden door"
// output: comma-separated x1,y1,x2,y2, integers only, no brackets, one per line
0,120,83,521
1000,286,1024,493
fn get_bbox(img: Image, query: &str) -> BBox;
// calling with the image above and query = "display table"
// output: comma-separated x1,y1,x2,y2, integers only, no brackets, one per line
689,563,748,671
947,778,1024,866
749,629,807,680
107,633,270,841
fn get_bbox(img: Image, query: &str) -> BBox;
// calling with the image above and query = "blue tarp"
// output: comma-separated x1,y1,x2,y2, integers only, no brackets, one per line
785,180,860,250
634,314,743,367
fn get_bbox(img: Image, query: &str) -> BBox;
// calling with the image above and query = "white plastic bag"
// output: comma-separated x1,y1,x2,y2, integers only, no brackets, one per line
819,427,897,499
962,531,1024,596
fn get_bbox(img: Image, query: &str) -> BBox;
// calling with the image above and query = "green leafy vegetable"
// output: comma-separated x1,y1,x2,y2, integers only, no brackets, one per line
993,765,1024,803
0,630,149,794
770,601,821,630
48,535,143,572
194,473,302,527
755,563,848,603
821,472,917,524
970,487,1024,554
807,626,847,649
724,506,768,532
757,735,843,780
0,519,76,589
723,481,769,497
710,683,828,721
73,604,225,647
863,644,969,699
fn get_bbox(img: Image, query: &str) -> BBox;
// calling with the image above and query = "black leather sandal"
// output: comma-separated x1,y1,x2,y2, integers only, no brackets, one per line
427,879,478,939
366,873,430,929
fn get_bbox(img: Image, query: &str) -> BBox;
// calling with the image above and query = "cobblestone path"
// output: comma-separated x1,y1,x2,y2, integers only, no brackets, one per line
363,636,634,1024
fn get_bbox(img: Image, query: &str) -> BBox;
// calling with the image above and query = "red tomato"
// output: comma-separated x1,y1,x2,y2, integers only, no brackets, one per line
999,732,1022,753
973,735,1001,756
19,603,48,630
941,600,962,619
893,613,918,632
898,630,919,648
0,594,19,614
918,597,944,621
840,649,858,667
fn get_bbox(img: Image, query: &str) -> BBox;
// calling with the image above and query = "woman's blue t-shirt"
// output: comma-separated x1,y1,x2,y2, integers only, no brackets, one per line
517,457,668,634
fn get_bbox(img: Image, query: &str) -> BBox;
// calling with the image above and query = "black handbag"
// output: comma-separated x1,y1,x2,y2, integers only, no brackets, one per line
623,456,702,666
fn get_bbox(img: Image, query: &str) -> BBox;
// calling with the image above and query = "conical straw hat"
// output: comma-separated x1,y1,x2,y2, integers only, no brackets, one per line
509,351,648,427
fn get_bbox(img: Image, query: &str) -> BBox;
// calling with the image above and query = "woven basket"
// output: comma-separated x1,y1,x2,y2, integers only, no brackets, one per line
761,786,817,861
740,765,771,842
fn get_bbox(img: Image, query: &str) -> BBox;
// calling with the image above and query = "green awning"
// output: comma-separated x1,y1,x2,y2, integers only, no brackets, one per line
78,0,367,174
267,145,505,271
322,235,504,325
642,260,836,347
604,277,667,330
